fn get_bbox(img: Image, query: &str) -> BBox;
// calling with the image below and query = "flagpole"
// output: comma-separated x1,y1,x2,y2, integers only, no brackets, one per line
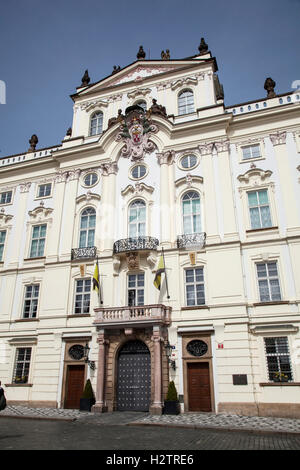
97,257,103,305
161,247,170,299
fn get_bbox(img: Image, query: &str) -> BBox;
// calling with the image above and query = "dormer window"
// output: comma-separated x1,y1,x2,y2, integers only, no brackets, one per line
178,89,194,115
90,111,103,136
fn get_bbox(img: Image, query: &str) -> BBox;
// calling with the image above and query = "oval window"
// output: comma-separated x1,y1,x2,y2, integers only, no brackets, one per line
83,172,98,187
180,154,197,169
186,340,208,357
131,165,147,179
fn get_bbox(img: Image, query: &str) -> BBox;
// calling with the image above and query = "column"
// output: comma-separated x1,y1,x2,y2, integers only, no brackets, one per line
215,140,239,241
8,182,31,268
46,171,68,262
60,169,81,261
156,151,175,248
150,326,163,415
92,329,108,413
270,132,300,235
99,162,118,254
199,143,220,244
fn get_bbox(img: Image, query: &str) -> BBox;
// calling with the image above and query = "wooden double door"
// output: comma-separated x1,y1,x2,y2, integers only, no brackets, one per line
187,362,212,412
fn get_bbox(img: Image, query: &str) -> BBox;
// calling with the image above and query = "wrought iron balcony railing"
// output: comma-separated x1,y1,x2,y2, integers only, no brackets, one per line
71,246,97,261
113,236,159,254
177,232,206,250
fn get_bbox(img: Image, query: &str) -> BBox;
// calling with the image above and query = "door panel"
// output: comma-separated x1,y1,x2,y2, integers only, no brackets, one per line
187,362,212,412
65,364,85,409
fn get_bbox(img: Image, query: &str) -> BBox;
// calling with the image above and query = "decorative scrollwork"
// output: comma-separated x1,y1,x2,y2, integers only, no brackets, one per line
68,344,85,360
113,237,159,254
71,246,97,260
187,340,208,357
177,233,206,250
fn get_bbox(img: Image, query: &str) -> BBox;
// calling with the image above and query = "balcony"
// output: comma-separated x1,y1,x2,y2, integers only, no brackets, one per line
94,304,171,328
177,232,206,250
71,246,97,261
113,236,159,254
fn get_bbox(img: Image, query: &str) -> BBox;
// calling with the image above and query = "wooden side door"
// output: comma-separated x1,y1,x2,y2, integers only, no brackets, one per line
65,364,85,409
187,362,212,412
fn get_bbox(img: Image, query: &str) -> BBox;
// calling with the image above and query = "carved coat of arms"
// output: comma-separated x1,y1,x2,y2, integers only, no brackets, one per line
116,105,158,161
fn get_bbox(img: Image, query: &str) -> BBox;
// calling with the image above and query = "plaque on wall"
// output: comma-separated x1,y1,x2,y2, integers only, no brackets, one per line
186,340,208,357
68,344,84,360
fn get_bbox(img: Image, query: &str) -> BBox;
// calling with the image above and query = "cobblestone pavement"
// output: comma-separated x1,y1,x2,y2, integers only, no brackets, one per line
2,405,300,435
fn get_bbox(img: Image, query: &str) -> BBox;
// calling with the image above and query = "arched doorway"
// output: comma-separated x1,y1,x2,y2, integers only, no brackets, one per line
117,340,151,411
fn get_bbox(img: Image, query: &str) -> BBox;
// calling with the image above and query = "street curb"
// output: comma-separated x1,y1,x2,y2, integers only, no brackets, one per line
127,421,300,436
0,414,76,422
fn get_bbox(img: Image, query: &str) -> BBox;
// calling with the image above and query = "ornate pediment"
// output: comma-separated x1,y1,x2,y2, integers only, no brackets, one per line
121,182,154,197
237,166,272,185
28,203,53,221
0,208,13,227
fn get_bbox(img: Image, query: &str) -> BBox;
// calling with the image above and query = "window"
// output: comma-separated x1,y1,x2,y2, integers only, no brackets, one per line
30,224,46,258
131,165,147,180
13,347,32,384
0,190,12,204
180,154,198,169
74,278,91,314
242,144,261,160
185,268,205,306
182,191,201,234
256,262,281,302
135,100,147,112
90,111,103,136
37,183,51,198
79,208,96,248
0,230,6,261
247,189,272,229
23,284,39,318
178,89,194,115
128,200,146,238
83,173,98,187
264,337,293,382
128,273,144,306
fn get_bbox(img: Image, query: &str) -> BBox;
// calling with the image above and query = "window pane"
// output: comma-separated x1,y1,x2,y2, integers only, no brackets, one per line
248,192,258,207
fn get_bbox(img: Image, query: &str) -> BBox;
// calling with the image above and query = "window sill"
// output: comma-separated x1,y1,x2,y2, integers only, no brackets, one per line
260,382,300,387
68,314,91,317
5,383,33,387
246,226,278,234
181,305,208,310
15,318,39,322
253,301,289,306
23,257,46,262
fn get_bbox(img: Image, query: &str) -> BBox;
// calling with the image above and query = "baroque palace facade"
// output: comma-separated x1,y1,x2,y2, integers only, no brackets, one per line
1,39,300,417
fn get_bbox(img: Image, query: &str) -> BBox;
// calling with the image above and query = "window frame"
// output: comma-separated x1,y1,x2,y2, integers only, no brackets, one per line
247,188,273,230
29,224,47,258
82,172,99,188
37,183,52,199
79,207,96,249
256,261,282,302
264,336,293,382
74,278,92,315
127,272,145,306
178,89,195,115
128,199,146,238
12,347,32,384
0,229,6,261
22,284,40,319
179,154,198,170
130,164,148,181
0,190,13,205
89,111,103,136
182,191,201,235
184,267,205,306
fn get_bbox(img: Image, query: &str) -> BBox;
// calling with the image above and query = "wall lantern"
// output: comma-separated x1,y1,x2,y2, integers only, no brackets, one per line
83,343,95,370
165,340,176,370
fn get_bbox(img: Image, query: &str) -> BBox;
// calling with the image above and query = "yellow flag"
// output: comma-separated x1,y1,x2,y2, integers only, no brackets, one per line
93,260,100,293
153,255,165,290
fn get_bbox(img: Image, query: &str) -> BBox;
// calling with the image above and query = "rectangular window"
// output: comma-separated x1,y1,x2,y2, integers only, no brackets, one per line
264,337,293,382
128,273,144,306
0,190,12,204
74,278,91,314
0,230,6,261
37,183,51,198
30,224,46,258
13,347,32,384
23,284,39,318
248,189,272,229
242,144,261,160
256,262,281,302
185,267,205,306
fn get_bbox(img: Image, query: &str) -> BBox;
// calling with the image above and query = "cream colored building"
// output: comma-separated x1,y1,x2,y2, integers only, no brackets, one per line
1,40,300,417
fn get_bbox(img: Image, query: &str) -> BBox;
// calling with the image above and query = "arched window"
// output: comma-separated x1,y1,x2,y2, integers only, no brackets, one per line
178,89,194,115
135,100,147,112
128,200,146,238
89,111,103,136
79,207,96,248
182,191,201,234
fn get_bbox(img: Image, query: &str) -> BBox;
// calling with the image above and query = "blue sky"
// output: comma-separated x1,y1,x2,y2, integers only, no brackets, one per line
0,0,299,157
